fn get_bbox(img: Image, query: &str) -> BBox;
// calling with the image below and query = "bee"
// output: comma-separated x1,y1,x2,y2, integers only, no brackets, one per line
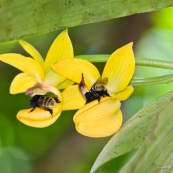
79,74,110,103
28,95,61,115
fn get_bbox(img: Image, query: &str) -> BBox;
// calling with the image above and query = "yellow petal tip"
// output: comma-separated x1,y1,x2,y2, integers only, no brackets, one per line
125,42,133,48
60,29,69,37
63,28,68,32
19,39,27,46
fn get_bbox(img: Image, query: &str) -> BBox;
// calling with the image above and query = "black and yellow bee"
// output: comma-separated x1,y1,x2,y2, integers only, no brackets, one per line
79,74,110,103
28,95,61,115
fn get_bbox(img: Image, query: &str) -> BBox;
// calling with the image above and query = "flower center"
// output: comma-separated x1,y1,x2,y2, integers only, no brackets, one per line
25,82,58,97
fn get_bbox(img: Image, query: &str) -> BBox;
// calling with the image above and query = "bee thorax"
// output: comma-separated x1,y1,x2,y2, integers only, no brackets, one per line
92,84,106,91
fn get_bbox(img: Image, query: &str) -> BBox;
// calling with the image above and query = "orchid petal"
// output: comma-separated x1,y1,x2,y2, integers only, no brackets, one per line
112,85,134,101
102,43,135,94
52,59,100,88
0,54,45,82
17,87,63,128
58,79,74,90
62,85,85,110
73,97,122,138
45,68,74,89
19,40,44,65
45,69,66,87
10,73,37,94
44,29,73,73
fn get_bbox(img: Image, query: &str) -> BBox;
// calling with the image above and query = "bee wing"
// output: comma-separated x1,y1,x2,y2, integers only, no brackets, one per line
94,77,108,85
100,77,108,85
91,77,108,90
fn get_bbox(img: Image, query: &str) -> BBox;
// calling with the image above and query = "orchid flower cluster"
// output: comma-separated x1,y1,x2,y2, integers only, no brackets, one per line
0,30,135,138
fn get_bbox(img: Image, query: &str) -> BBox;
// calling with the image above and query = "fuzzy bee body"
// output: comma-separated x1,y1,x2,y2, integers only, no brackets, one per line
85,89,109,103
79,74,110,103
28,95,61,115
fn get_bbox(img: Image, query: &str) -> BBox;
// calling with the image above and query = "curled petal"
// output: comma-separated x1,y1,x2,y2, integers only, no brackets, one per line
0,54,44,82
78,73,90,99
102,43,135,94
62,85,85,110
112,85,134,101
19,40,44,65
44,29,74,73
73,97,122,138
17,103,63,128
25,82,62,97
17,88,63,128
52,59,100,88
25,83,48,97
10,73,37,94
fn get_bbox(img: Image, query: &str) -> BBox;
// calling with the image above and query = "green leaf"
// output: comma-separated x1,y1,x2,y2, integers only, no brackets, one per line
120,96,173,173
1,0,173,43
90,90,173,173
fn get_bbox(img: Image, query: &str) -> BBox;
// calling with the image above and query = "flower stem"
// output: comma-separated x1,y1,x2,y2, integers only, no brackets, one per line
76,55,109,63
76,55,173,86
76,55,173,70
136,58,173,70
131,74,173,86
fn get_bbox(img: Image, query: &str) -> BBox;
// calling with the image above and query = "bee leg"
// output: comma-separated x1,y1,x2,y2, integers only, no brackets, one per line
29,107,36,113
105,90,110,96
47,109,53,115
40,106,53,115
97,96,101,103
54,97,61,103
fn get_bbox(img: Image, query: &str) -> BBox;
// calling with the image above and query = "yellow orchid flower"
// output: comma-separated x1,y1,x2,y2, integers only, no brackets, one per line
52,43,135,137
0,30,74,128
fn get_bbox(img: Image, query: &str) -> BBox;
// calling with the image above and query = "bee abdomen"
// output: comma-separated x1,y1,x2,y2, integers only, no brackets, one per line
41,97,56,107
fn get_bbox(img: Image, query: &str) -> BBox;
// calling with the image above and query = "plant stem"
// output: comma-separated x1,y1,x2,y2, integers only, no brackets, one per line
131,74,173,86
76,55,173,70
136,58,173,70
76,55,173,86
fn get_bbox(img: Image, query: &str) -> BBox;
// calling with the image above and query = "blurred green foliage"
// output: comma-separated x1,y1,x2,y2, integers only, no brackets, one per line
0,3,173,173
